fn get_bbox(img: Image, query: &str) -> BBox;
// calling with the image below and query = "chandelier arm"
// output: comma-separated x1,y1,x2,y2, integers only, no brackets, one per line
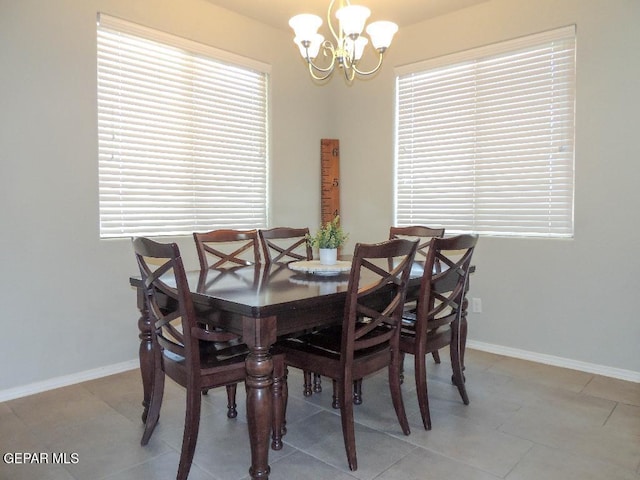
305,41,338,74
343,65,356,83
351,50,384,76
326,0,341,44
308,63,336,81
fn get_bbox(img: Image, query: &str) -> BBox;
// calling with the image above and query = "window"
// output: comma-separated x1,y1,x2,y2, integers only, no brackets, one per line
97,14,269,238
395,25,575,238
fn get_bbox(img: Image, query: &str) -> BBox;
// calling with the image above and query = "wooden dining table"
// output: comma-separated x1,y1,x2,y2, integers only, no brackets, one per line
130,259,472,479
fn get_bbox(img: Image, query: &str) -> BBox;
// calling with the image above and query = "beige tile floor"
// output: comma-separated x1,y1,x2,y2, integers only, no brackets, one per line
2,349,639,480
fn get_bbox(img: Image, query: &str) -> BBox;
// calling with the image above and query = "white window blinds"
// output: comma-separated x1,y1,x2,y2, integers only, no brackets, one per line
97,14,269,238
395,25,575,238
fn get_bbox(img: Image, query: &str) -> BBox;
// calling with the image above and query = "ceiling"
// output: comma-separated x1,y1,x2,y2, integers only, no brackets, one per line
204,0,488,31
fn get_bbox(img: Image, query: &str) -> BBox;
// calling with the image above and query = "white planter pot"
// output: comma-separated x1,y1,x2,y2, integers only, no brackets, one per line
319,248,338,265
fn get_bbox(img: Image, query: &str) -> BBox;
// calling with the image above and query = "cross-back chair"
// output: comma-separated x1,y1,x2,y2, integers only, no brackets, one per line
389,225,445,264
278,238,418,471
193,228,261,404
258,227,312,264
193,228,261,269
258,226,323,395
132,237,285,480
389,226,445,363
399,234,478,430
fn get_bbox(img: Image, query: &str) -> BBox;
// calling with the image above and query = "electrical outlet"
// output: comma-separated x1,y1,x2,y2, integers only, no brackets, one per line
472,297,482,313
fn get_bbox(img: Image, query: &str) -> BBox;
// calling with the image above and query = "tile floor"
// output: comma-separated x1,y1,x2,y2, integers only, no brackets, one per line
2,349,639,480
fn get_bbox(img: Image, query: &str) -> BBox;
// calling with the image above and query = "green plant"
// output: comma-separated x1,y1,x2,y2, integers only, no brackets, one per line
306,216,348,249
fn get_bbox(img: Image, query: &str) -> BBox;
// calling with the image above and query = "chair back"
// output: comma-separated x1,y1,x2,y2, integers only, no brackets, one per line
341,239,418,365
132,237,237,371
412,234,478,345
193,229,260,269
389,226,445,262
259,227,312,264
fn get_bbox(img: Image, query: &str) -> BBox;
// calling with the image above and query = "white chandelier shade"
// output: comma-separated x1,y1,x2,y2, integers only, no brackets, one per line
288,0,398,82
335,5,370,37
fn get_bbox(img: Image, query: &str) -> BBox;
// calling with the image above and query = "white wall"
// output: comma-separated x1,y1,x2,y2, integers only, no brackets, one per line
1,0,639,396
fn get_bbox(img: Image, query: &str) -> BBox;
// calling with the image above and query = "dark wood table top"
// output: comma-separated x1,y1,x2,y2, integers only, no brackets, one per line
130,260,472,336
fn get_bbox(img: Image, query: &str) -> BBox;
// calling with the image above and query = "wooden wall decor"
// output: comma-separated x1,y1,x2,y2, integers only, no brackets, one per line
320,138,340,225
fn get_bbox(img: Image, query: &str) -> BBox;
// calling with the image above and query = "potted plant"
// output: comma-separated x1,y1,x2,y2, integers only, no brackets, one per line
306,215,348,265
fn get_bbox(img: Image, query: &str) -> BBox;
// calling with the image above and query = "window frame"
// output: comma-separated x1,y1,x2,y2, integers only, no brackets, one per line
97,13,270,239
394,25,576,239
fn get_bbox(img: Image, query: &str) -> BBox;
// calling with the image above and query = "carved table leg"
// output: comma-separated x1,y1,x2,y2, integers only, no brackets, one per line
243,315,277,480
136,287,153,423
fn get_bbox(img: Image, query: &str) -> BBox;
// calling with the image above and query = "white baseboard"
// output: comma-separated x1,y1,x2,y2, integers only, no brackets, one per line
2,344,638,403
467,340,640,383
0,359,139,402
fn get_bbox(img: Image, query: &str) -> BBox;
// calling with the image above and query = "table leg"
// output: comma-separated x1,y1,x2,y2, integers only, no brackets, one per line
136,287,153,423
243,315,277,480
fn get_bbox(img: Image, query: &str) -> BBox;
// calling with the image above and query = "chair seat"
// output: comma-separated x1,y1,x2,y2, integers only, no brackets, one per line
162,348,248,392
200,340,249,363
279,324,393,374
399,328,452,356
162,339,248,367
399,313,452,354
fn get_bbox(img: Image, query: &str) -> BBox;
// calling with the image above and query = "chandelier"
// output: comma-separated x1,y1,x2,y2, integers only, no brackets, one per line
288,0,398,83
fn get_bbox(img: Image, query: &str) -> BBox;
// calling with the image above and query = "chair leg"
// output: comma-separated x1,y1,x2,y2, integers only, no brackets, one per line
271,359,286,450
414,353,432,430
389,353,411,435
141,350,165,445
176,384,202,480
303,370,313,396
332,378,363,407
226,384,238,418
141,372,164,445
450,321,469,405
313,372,322,393
282,367,289,436
339,376,358,471
432,350,441,364
460,298,469,371
353,379,362,405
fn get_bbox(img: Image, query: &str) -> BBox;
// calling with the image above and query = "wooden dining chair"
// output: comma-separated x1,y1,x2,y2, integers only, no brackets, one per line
258,226,322,395
389,226,445,362
193,228,261,405
278,238,418,471
389,225,445,264
258,227,312,264
193,228,261,269
132,237,285,480
399,234,478,430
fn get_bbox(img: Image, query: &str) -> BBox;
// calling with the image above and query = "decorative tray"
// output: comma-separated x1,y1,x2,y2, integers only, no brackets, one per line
288,260,351,276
